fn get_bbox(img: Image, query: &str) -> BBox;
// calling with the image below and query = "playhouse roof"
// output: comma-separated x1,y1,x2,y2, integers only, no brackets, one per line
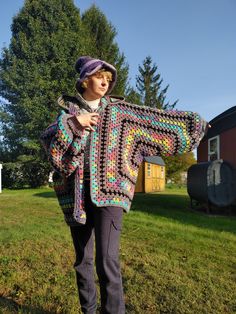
144,156,165,166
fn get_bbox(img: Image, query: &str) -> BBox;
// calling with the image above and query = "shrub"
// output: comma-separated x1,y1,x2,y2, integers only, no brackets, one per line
2,161,50,189
2,162,28,189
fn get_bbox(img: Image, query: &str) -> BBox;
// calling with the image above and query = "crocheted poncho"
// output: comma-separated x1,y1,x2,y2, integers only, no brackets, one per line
41,95,207,226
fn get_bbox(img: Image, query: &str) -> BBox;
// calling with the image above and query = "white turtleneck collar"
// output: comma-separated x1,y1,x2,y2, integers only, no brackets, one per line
84,98,100,111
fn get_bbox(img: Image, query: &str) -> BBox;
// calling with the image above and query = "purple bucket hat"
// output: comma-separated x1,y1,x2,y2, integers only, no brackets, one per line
75,56,117,94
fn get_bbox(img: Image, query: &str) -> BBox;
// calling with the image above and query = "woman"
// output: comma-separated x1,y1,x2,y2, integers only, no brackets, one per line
41,56,208,314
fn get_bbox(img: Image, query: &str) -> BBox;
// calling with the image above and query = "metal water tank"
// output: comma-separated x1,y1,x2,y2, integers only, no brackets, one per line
187,160,235,207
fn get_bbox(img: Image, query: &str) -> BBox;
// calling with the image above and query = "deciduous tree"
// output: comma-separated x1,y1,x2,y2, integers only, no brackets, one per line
163,152,196,184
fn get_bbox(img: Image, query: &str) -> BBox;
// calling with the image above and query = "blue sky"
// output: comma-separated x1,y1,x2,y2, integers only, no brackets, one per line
0,0,235,122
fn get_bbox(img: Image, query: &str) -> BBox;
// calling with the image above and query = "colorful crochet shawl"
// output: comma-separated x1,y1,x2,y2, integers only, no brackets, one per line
41,95,206,226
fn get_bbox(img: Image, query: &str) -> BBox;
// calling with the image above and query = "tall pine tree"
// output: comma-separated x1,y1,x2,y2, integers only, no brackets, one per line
81,5,129,95
0,0,86,150
135,56,194,184
125,86,142,105
0,1,130,187
0,0,89,186
136,56,177,109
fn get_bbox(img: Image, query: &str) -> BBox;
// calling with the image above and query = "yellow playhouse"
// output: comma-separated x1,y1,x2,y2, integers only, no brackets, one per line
135,156,165,193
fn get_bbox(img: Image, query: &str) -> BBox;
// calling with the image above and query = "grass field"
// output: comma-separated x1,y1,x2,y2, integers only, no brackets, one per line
0,186,236,314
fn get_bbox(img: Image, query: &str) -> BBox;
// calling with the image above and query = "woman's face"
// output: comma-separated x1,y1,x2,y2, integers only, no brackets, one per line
83,72,110,100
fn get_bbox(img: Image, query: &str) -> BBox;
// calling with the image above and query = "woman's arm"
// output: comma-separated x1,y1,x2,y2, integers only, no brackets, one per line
141,108,208,156
100,102,208,161
40,110,85,177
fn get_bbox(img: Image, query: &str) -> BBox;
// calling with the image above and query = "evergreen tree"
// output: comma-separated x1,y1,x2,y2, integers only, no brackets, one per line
136,56,177,109
0,0,86,147
125,86,142,105
0,0,88,186
135,56,194,183
0,1,131,187
81,5,129,95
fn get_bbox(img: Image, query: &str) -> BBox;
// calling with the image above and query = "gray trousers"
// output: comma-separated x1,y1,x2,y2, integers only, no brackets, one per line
70,180,125,314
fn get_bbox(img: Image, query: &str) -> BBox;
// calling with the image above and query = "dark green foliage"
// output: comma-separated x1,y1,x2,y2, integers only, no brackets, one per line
2,159,50,188
136,56,178,109
0,0,85,147
125,86,142,105
23,160,50,188
2,162,27,188
81,5,129,95
0,1,129,188
0,0,87,186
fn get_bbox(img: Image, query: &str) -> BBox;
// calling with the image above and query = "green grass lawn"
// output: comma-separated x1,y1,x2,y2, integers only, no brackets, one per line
0,187,236,314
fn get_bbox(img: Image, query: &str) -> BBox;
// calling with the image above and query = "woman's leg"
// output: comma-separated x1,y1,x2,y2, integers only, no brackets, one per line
94,206,125,314
70,179,97,314
70,223,96,314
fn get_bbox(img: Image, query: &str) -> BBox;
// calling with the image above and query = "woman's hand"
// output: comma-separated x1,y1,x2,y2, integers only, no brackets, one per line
76,112,99,132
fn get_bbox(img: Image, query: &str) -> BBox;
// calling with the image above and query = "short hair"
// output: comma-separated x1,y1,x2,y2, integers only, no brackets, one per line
81,69,113,89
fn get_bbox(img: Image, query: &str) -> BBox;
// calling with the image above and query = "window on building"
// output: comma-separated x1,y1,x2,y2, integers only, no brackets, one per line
161,166,164,178
147,163,151,177
208,136,220,161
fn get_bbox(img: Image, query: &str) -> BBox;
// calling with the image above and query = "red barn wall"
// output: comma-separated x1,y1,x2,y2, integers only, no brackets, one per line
197,140,208,162
220,128,236,168
197,127,236,168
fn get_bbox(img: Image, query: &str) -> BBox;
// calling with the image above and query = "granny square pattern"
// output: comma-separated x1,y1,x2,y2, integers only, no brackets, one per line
88,101,203,215
41,96,206,226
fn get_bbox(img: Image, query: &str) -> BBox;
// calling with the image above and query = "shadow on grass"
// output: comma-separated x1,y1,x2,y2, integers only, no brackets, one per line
33,190,236,235
33,191,56,198
132,192,236,235
0,296,53,314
